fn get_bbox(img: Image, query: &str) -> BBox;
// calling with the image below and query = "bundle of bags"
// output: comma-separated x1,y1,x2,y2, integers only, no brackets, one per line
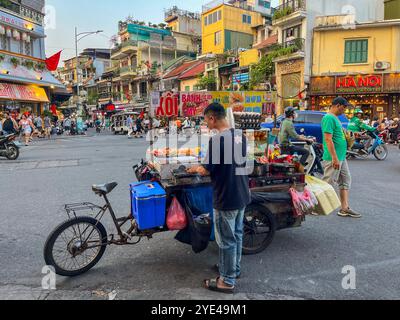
289,176,341,217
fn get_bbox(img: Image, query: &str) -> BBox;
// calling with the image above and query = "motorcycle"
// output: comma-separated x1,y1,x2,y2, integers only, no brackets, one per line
291,137,324,178
0,133,20,160
347,131,388,161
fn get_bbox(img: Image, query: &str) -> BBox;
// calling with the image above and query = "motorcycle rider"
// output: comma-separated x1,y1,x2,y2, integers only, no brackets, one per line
279,107,314,165
348,108,377,150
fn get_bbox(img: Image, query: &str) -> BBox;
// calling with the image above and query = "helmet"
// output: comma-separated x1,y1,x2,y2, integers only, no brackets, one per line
354,108,363,115
285,107,297,118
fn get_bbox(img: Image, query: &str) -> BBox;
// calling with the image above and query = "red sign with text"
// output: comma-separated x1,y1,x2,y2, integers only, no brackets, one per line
156,92,179,117
336,75,383,93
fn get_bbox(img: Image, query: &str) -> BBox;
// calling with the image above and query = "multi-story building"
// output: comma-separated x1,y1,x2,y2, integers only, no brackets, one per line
385,0,400,20
310,17,400,120
0,0,63,115
108,20,198,108
271,0,384,114
201,0,269,55
164,6,202,35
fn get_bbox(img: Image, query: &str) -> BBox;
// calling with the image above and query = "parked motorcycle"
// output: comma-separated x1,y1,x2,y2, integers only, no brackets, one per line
347,131,388,161
0,133,20,160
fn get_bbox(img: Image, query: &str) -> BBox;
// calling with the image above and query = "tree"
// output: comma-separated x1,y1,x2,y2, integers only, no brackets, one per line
249,55,274,89
197,74,216,91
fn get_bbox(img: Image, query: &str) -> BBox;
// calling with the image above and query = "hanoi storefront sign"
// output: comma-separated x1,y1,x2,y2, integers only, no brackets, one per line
336,75,383,94
310,74,385,95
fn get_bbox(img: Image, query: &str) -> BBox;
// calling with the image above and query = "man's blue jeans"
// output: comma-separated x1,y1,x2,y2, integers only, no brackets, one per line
214,208,245,287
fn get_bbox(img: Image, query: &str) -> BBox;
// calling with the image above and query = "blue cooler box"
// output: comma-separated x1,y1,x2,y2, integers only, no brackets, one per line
130,181,167,230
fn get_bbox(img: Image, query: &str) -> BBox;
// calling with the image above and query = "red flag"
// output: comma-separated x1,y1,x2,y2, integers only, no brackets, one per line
139,111,145,119
45,51,62,71
50,104,57,115
298,91,304,100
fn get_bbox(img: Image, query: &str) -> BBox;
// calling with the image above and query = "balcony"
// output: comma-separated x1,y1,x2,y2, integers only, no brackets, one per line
111,40,138,59
0,2,45,25
120,66,137,79
272,0,307,26
272,38,305,63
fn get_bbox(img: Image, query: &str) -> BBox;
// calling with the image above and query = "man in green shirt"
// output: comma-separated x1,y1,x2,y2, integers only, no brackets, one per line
279,107,314,165
348,108,376,150
322,97,361,218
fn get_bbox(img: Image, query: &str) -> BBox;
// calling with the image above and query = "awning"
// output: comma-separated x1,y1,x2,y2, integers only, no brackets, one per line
0,56,65,88
0,83,49,102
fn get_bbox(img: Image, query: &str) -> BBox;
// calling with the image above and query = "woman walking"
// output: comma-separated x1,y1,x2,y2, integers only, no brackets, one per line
20,114,35,146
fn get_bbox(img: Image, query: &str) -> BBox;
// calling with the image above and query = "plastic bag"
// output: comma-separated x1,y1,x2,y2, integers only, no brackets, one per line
290,187,319,217
167,197,188,231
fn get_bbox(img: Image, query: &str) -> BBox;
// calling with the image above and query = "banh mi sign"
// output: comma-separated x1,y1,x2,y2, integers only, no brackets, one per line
336,75,383,93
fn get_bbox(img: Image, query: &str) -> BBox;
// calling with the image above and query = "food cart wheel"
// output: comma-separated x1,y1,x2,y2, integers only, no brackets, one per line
243,204,277,255
44,217,108,277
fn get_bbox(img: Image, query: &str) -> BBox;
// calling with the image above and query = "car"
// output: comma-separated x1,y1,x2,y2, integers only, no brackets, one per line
261,111,349,143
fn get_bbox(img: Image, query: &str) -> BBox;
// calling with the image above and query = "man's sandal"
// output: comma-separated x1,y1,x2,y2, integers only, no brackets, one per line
204,277,235,294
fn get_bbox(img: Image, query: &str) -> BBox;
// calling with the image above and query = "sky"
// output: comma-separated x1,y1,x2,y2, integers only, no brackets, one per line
45,0,279,61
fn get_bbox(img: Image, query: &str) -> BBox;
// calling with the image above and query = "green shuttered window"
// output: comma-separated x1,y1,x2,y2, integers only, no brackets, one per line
344,39,368,64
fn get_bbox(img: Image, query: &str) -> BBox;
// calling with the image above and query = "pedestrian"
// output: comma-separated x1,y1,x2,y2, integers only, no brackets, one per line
321,97,361,218
44,114,52,139
135,116,143,138
20,114,35,146
2,112,18,135
126,115,134,138
35,114,43,138
187,103,250,294
63,117,71,135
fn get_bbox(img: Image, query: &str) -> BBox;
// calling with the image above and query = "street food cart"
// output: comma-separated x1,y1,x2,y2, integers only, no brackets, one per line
44,117,317,277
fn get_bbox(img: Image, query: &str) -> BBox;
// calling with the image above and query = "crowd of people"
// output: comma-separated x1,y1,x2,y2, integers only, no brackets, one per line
0,112,97,146
368,116,400,144
0,112,54,146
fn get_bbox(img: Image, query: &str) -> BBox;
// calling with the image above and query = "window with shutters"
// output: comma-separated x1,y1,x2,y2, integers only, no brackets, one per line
344,39,368,64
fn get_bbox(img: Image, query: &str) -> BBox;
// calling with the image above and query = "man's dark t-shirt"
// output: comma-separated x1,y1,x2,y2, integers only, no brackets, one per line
3,119,15,133
202,129,250,211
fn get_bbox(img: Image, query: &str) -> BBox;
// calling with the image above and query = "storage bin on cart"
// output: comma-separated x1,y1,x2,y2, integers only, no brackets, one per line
130,181,167,230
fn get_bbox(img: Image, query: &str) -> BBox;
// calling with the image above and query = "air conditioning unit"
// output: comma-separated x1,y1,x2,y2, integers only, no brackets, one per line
374,61,391,71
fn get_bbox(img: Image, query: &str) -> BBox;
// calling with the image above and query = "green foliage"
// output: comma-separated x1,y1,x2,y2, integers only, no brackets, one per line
23,60,35,70
197,74,216,90
0,55,4,62
35,62,46,71
273,6,293,20
249,55,274,89
87,91,99,105
249,41,303,89
10,57,20,67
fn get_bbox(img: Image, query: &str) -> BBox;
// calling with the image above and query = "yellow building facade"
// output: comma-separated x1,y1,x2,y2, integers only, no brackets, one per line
201,4,263,54
310,19,400,119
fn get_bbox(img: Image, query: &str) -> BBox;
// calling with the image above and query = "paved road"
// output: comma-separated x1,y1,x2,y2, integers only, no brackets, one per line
0,133,399,300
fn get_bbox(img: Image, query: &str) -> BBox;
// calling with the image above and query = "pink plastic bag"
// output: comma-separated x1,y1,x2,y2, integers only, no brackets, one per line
167,197,188,231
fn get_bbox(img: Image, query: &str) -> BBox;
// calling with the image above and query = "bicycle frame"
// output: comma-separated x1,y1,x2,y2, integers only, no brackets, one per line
64,194,141,247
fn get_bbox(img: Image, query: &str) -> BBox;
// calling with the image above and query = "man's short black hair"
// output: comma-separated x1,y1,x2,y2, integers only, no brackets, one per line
204,103,226,120
332,96,350,107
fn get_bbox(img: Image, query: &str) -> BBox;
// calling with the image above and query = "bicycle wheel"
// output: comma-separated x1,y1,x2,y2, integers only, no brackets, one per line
44,216,108,277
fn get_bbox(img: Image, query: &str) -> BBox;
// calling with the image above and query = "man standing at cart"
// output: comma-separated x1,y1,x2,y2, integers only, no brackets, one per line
322,97,362,218
188,103,250,294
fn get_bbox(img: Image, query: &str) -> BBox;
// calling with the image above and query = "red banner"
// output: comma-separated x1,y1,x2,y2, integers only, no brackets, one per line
156,92,179,117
